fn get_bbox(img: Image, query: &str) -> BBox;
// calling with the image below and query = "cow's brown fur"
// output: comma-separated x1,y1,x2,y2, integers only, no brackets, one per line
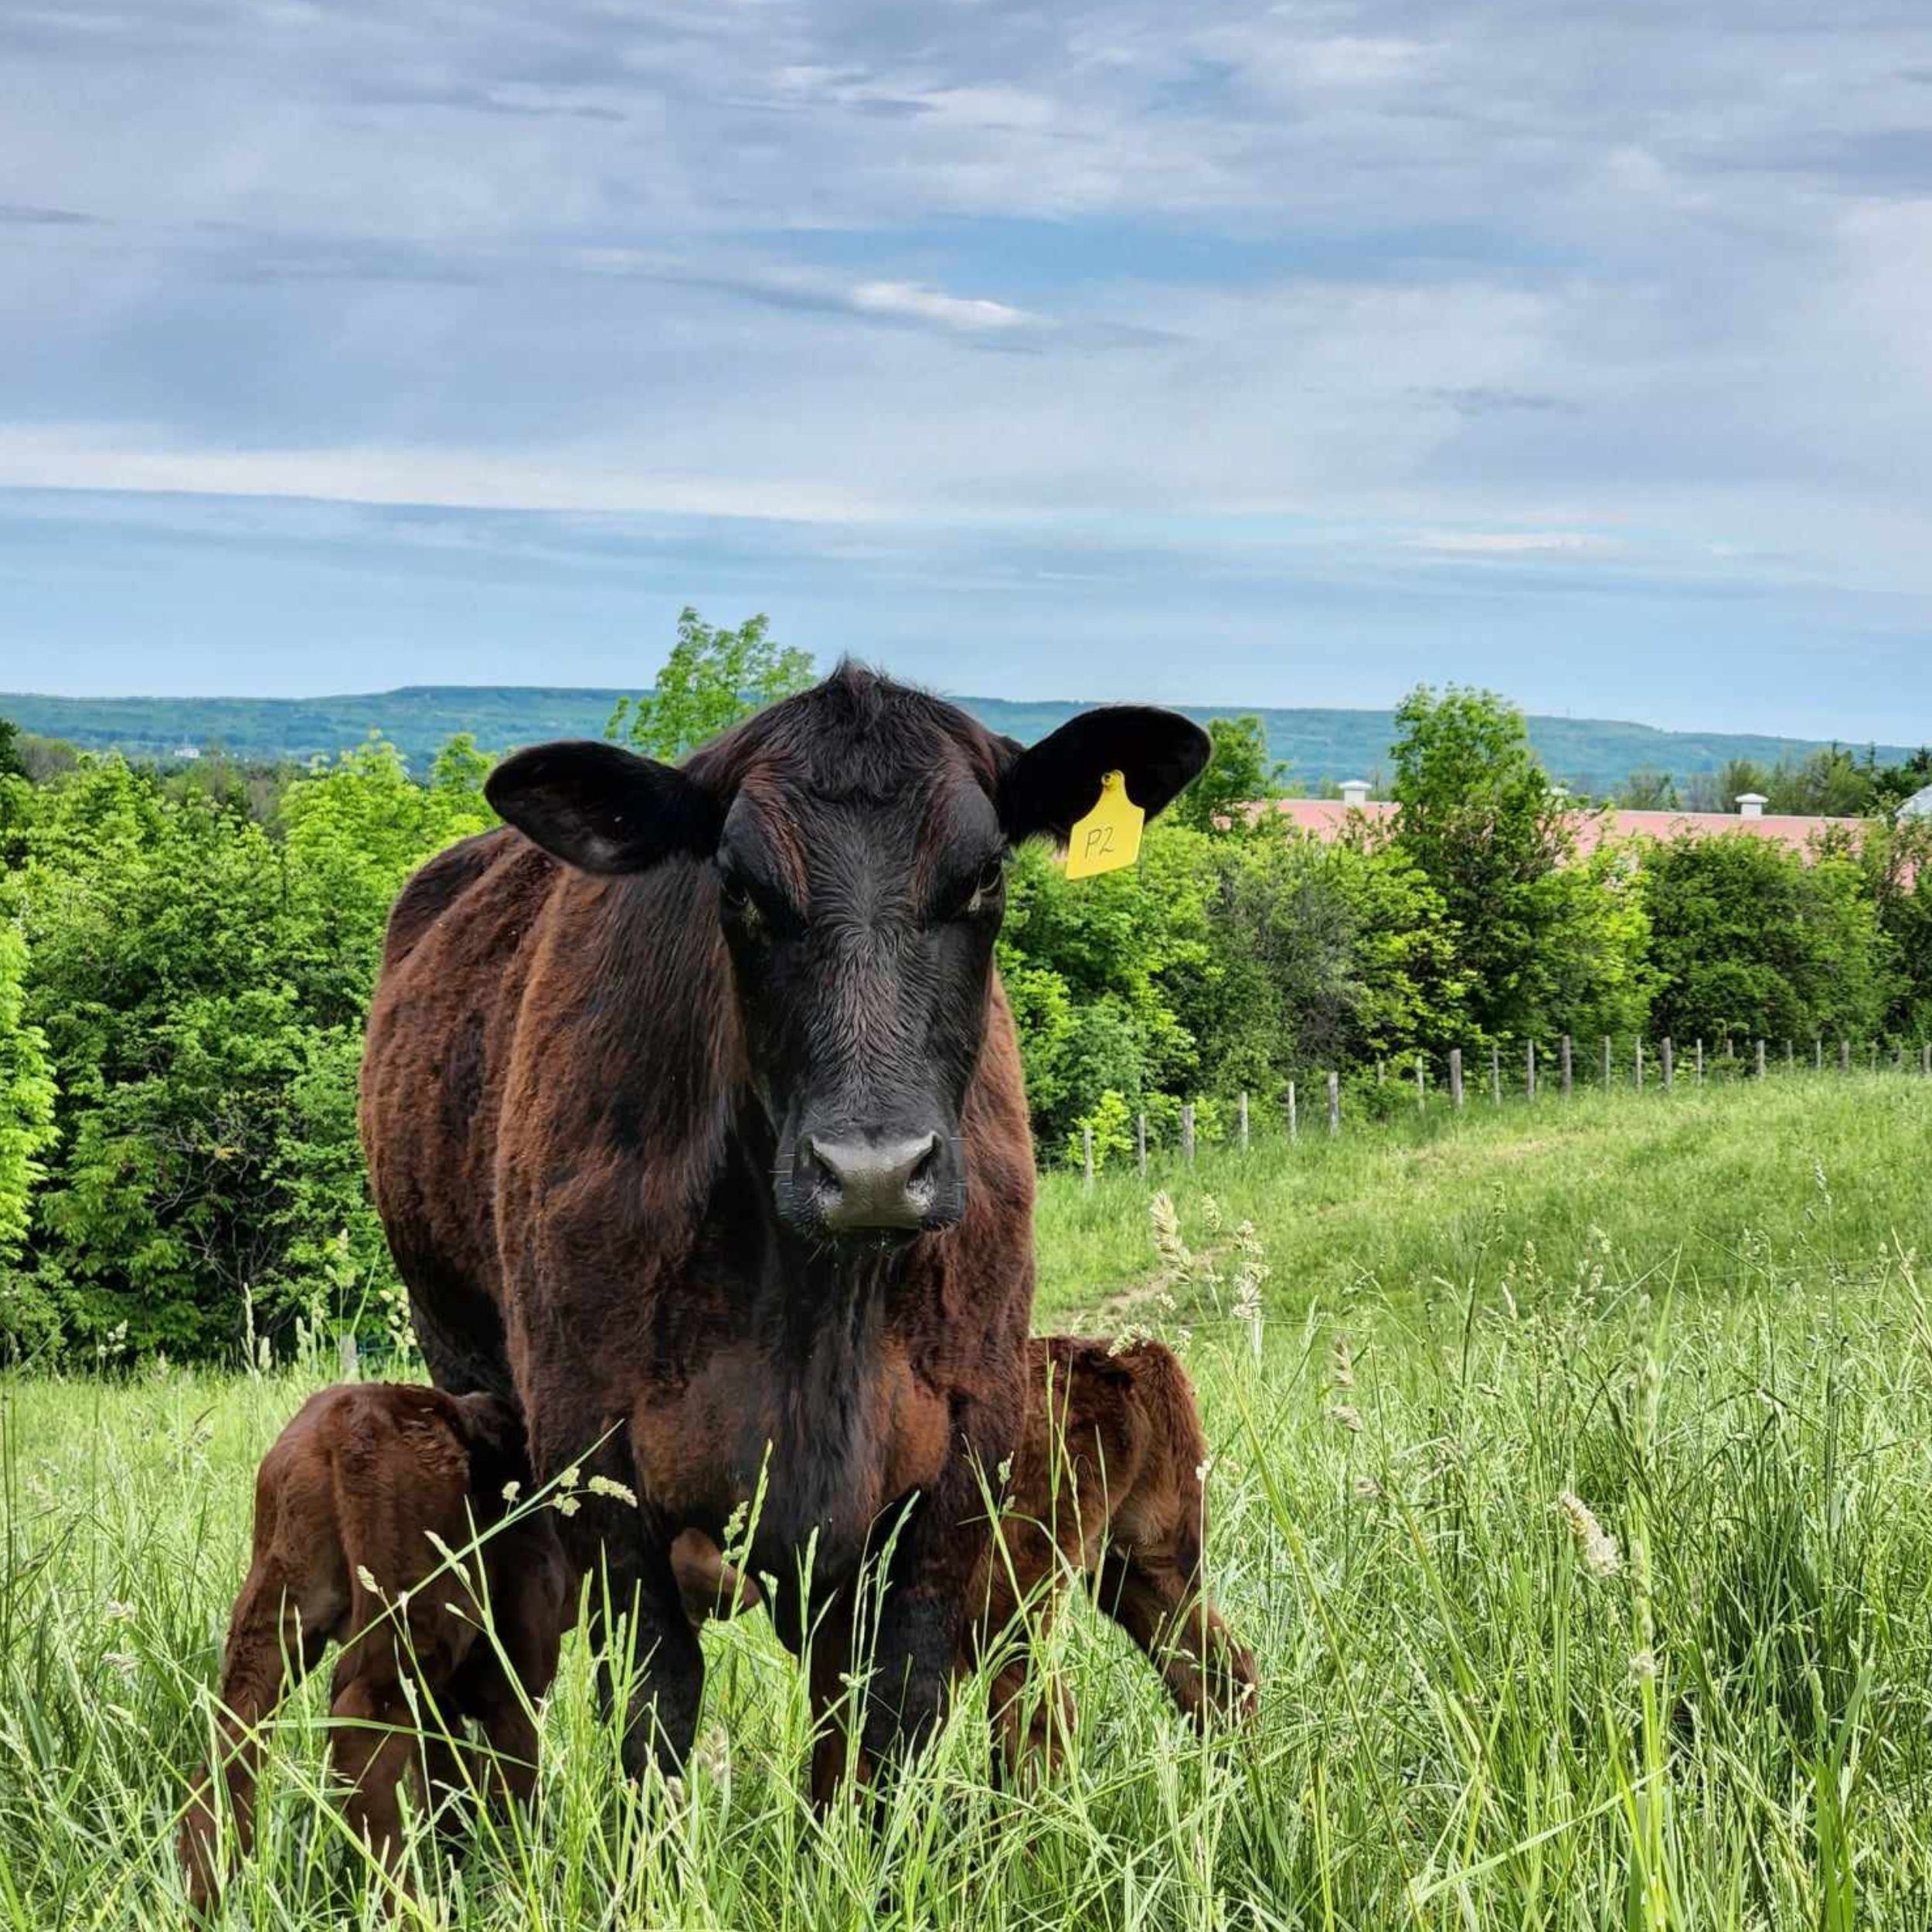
359,690,1018,1777
179,1386,569,1911
674,1337,1257,1789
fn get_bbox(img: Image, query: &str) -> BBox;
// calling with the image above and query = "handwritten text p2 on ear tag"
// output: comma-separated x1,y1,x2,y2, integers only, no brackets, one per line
1064,770,1145,881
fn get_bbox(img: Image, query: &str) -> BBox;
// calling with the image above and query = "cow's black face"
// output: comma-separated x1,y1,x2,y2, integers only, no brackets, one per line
485,668,1209,1242
713,778,1007,1239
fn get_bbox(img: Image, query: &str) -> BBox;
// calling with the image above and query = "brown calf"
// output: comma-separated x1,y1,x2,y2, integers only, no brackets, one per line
179,1385,570,1910
673,1336,1257,1784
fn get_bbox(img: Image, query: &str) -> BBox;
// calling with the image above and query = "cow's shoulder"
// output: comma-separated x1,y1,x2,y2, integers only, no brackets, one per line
380,825,536,972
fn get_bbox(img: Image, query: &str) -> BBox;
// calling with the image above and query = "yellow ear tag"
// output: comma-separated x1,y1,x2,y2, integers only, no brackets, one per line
1064,770,1144,881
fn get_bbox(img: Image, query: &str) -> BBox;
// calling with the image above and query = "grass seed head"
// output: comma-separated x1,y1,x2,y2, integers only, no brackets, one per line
1556,1491,1621,1578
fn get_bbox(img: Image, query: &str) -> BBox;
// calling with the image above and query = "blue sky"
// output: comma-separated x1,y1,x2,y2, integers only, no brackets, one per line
2,0,1930,736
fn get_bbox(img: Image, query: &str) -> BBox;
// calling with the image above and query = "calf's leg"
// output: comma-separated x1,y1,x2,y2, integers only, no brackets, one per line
179,1562,337,1911
1096,1539,1257,1727
327,1672,428,1889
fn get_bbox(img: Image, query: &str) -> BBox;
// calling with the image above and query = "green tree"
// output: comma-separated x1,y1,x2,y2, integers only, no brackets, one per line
1686,759,1774,814
1619,768,1679,811
1642,832,1889,1047
996,821,1216,1154
6,736,495,1358
15,759,302,1349
609,608,816,760
1872,748,1932,813
1388,685,1645,1046
1764,747,1875,819
0,919,56,1267
277,734,493,1024
1191,827,1465,1094
1860,815,1932,1041
1168,715,1284,835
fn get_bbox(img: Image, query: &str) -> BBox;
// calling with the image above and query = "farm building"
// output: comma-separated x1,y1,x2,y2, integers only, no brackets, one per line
1264,786,1872,861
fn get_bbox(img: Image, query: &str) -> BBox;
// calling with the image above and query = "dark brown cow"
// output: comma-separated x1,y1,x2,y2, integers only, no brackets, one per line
179,1386,568,1910
359,668,1208,1782
673,1336,1257,1787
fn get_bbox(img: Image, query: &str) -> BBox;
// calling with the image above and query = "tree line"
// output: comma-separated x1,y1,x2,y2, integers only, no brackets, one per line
2,618,1928,1360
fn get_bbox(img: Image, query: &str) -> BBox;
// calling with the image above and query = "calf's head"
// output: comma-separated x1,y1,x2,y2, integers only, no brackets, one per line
485,668,1207,1240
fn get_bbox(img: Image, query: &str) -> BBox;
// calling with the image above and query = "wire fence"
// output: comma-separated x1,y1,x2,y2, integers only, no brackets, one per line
1080,1034,1932,1186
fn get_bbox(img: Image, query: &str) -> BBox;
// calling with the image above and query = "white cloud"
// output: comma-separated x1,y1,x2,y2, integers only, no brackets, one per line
0,426,893,522
846,281,1035,332
4,0,1932,642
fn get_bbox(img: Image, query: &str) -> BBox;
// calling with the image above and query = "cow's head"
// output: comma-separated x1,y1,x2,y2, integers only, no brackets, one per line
485,667,1208,1242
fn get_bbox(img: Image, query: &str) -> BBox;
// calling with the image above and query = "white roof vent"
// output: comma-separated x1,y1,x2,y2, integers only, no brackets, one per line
1736,792,1768,820
1340,780,1370,809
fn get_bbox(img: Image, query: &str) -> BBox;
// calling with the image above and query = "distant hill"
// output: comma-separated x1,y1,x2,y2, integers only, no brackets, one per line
0,685,1917,798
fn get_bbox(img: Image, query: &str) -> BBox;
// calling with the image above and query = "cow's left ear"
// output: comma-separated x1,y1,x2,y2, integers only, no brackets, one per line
485,740,722,874
999,707,1212,847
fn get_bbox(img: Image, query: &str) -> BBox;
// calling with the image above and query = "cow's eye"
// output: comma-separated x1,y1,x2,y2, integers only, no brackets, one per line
717,871,762,930
961,858,1006,918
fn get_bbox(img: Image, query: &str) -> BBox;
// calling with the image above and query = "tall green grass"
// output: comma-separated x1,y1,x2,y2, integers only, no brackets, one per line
5,1076,1931,1928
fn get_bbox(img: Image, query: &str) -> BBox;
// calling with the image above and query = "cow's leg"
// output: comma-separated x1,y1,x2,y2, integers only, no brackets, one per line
573,1516,705,1781
179,1563,338,1911
799,1591,874,1808
860,1403,1015,1774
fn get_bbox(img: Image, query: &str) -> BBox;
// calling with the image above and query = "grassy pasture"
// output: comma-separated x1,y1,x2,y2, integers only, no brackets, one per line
4,1076,1932,1928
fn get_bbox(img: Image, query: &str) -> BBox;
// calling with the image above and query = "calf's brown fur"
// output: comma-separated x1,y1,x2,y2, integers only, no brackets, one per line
674,1337,1257,1785
179,1386,569,1910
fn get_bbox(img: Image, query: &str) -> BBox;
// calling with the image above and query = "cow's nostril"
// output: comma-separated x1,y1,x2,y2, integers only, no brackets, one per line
904,1132,939,1192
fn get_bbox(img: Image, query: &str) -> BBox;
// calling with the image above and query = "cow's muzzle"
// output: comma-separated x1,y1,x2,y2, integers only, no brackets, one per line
802,1131,940,1233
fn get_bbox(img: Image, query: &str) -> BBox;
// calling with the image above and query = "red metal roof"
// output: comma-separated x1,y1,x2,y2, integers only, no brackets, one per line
1262,798,1869,857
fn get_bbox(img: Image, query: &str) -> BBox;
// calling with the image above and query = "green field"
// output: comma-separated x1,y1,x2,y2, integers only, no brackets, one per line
5,1077,1932,1927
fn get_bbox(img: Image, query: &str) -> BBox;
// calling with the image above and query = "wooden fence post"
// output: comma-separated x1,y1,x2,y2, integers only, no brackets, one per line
1376,1058,1385,1087
1815,1038,1824,1073
1840,1038,1851,1076
1287,1081,1298,1142
1416,1054,1427,1111
1696,1039,1705,1084
1785,1040,1794,1073
1328,1070,1342,1138
1561,1035,1573,1097
1492,1044,1502,1105
1921,1043,1930,1078
1526,1041,1537,1102
1136,1111,1148,1180
1180,1104,1196,1164
1083,1124,1094,1192
1755,1039,1767,1080
1635,1039,1645,1090
1239,1090,1250,1151
1602,1036,1613,1088
338,1331,359,1381
1662,1037,1674,1091
1450,1046,1464,1109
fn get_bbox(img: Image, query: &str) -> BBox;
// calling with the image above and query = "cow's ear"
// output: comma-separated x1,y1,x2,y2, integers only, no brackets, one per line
999,707,1212,846
485,740,721,874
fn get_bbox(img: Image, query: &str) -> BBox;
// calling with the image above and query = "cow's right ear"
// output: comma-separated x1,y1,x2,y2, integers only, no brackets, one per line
485,741,722,874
